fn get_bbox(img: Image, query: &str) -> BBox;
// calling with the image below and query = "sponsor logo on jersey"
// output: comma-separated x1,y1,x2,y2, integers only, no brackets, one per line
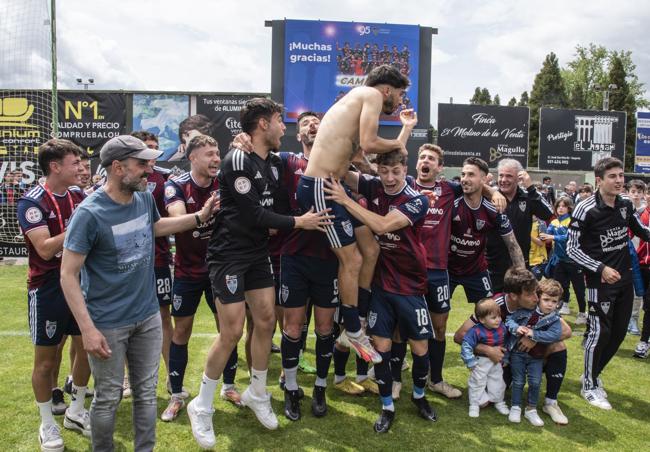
294,168,303,175
234,177,251,194
226,275,238,294
405,198,423,214
25,207,43,223
45,320,57,339
453,214,461,221
165,186,176,199
187,196,195,204
419,327,429,335
434,186,442,197
49,211,56,219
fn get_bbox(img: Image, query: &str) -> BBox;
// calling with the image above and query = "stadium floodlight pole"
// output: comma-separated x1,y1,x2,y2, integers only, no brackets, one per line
50,0,58,136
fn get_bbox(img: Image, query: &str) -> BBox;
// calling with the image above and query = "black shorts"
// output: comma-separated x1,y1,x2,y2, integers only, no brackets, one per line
450,271,493,304
367,285,433,341
155,266,173,307
424,269,451,314
210,256,275,304
172,277,215,316
28,272,80,346
279,254,339,309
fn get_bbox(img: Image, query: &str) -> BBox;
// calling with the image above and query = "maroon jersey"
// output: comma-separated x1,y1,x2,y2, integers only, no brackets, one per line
17,184,85,288
147,167,172,267
358,175,429,295
448,197,512,276
278,151,334,260
412,178,462,270
525,309,547,358
164,172,218,280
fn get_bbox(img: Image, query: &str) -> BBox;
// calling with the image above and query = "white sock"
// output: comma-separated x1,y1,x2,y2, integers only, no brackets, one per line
284,366,299,391
69,384,87,415
222,383,234,391
334,375,346,384
37,400,55,425
356,375,368,383
250,368,268,397
544,397,557,406
346,329,362,338
383,402,395,412
196,373,219,411
315,377,327,388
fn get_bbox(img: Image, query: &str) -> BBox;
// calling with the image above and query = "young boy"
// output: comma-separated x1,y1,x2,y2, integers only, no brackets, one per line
506,279,563,426
628,180,647,335
461,298,510,418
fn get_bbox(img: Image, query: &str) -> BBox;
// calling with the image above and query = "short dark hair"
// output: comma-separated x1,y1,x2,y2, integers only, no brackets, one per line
179,114,215,144
629,179,646,192
38,139,82,176
463,157,489,175
365,64,410,89
240,98,284,135
296,111,319,124
594,157,623,179
186,134,218,157
418,143,444,166
376,149,407,167
578,184,593,195
503,267,538,295
130,130,158,143
542,176,551,183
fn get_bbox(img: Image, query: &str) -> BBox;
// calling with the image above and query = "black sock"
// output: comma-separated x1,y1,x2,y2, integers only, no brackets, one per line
374,351,393,398
168,341,188,394
428,339,446,384
222,348,238,385
333,346,350,377
358,288,371,318
545,349,567,401
315,331,335,380
281,330,302,370
411,352,429,394
356,355,369,377
390,342,407,383
341,304,361,333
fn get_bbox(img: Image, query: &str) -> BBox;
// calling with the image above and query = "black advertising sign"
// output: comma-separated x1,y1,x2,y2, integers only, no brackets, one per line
538,107,627,171
0,91,52,257
437,103,529,168
57,92,127,157
196,94,260,152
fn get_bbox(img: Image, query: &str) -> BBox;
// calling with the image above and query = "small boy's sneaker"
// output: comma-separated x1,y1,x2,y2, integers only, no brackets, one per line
559,303,571,315
122,375,131,398
634,341,649,358
543,401,568,425
575,312,588,325
508,406,521,423
581,387,612,410
524,408,544,427
494,401,510,415
468,405,480,418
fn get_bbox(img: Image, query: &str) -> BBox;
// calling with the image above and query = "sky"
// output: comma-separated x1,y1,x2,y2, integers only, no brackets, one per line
1,0,648,126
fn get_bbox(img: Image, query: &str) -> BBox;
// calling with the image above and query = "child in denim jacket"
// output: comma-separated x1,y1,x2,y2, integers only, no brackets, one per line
505,279,563,426
461,298,510,418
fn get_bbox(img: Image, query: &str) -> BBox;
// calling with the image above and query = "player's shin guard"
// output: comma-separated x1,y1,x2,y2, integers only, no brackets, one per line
411,352,429,398
545,349,567,401
281,330,302,391
374,351,393,401
356,355,369,378
315,331,335,384
222,348,238,385
428,338,446,384
333,345,350,380
358,288,371,319
390,342,407,383
341,304,362,334
169,342,188,394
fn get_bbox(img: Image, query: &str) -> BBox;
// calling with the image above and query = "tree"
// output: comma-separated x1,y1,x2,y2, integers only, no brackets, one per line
493,94,501,106
518,91,529,107
480,88,492,105
470,87,482,104
608,54,637,171
529,52,568,166
508,97,517,107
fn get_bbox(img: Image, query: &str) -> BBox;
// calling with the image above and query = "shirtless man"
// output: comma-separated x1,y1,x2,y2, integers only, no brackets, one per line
298,64,416,363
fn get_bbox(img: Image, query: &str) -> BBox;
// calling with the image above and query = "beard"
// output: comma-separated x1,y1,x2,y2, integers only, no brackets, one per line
382,98,399,114
121,174,147,193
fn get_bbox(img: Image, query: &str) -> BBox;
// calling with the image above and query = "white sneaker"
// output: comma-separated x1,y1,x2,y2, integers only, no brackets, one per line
428,380,463,399
575,312,588,325
63,408,91,437
581,387,612,410
39,423,64,452
338,330,382,364
468,405,480,418
187,398,216,449
580,374,607,397
392,381,402,400
634,341,649,359
559,303,571,315
240,388,279,430
122,375,131,399
508,406,521,423
524,408,544,427
543,402,568,425
494,401,510,415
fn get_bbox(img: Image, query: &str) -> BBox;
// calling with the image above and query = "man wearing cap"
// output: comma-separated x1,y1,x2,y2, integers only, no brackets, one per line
60,135,219,452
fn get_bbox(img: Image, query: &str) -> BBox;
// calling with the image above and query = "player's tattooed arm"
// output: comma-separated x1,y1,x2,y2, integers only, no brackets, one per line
502,231,525,268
